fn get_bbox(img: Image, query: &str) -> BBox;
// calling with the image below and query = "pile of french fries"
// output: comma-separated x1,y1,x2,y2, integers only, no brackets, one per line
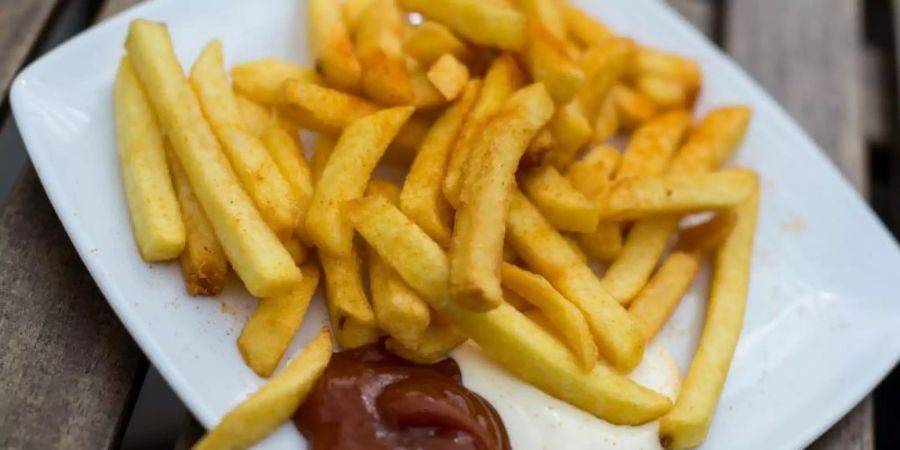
115,0,759,449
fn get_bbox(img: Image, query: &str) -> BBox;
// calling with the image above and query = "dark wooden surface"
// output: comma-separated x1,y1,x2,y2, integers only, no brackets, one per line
0,0,63,107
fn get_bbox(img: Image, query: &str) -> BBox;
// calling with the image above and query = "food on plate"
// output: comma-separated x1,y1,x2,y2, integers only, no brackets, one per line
355,0,415,105
308,0,362,92
280,81,379,135
114,57,185,262
611,84,659,129
230,58,320,105
523,23,583,104
385,323,468,364
567,144,622,260
426,53,470,101
399,0,526,50
403,21,473,66
258,127,314,238
519,164,599,233
406,57,448,109
545,100,592,168
558,0,610,47
310,134,335,183
321,246,380,349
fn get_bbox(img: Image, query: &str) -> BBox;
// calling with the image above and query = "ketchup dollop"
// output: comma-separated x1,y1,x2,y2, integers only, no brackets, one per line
294,341,510,450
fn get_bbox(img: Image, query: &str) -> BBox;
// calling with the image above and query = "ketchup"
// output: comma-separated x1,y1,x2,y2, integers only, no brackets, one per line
294,341,510,450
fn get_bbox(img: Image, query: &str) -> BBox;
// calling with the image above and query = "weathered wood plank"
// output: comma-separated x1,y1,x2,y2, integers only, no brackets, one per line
97,0,143,21
725,1,873,449
0,0,62,108
666,0,714,36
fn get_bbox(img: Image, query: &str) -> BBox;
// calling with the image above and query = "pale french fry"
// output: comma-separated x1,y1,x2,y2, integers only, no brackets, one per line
281,234,309,265
386,323,467,364
557,0,611,47
520,165,599,233
321,247,380,348
524,23,584,104
190,41,300,238
567,145,622,260
615,109,691,179
399,0,526,50
501,263,597,370
544,100,592,168
427,53,470,100
503,288,534,311
630,47,701,97
578,224,622,260
166,147,228,296
310,134,336,183
259,127,314,237
443,53,526,207
659,179,759,449
592,94,619,142
523,309,558,336
578,37,634,119
238,264,320,377
518,0,567,42
126,20,300,297
611,84,658,129
403,21,472,66
636,75,691,110
114,57,185,262
305,106,414,256
401,80,482,247
668,106,752,173
231,59,320,105
600,170,757,222
195,329,332,450
366,180,431,347
506,191,645,372
342,0,378,33
280,80,379,135
345,195,671,424
407,57,447,109
356,0,415,105
308,0,361,92
235,93,273,137
562,233,589,263
449,84,555,311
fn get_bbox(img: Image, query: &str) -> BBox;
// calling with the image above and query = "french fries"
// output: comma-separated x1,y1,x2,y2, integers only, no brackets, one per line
386,323,467,364
342,0,378,33
114,57,185,262
404,21,473,66
659,179,759,449
566,144,622,259
668,106,752,173
235,93,273,136
355,0,415,105
615,109,691,179
500,263,597,370
545,100,592,168
125,20,300,297
524,23,584,104
449,83,554,311
238,264,321,377
280,81,379,135
636,75,691,110
505,191,645,372
345,195,672,424
629,47,702,99
578,37,634,119
593,94,620,142
611,84,658,129
310,134,336,183
308,0,361,92
195,329,332,450
407,57,447,109
190,41,300,238
520,165,599,233
399,0,527,50
427,54,470,100
231,59,320,105
557,0,611,47
401,80,482,247
320,247,380,349
305,106,414,256
518,0,567,42
259,127,314,237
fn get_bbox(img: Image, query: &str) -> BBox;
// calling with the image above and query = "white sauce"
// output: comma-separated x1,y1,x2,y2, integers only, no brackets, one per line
453,341,681,450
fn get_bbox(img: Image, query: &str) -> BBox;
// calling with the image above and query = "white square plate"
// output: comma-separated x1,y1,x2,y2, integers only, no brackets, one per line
11,0,900,448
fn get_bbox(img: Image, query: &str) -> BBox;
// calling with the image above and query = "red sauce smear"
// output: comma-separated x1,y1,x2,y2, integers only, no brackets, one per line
294,341,510,450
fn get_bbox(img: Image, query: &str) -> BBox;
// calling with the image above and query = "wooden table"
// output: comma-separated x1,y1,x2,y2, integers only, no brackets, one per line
0,0,879,448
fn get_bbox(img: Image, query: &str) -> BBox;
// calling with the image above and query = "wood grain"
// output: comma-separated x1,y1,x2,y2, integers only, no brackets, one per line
97,0,143,21
0,0,62,108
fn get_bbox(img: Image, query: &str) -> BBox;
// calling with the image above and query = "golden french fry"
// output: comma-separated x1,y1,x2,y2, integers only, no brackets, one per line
611,84,658,129
345,195,671,424
401,80,482,247
190,41,300,238
449,84,555,311
281,234,309,265
235,93,273,136
356,0,415,105
386,112,435,164
427,54,470,100
195,329,332,450
407,57,447,109
308,0,362,92
501,263,597,370
567,144,622,260
562,233,589,263
601,217,674,305
677,210,738,253
126,20,300,297
342,0,378,32
506,191,645,372
520,165,599,233
321,247,380,349
615,109,692,179
593,94,619,142
280,80,379,135
166,147,228,296
306,106,414,256
578,37,634,119
557,0,611,47
386,323,467,364
630,47,701,96
601,170,757,222
231,59,320,105
668,106,752,173
310,134,335,184
545,100,592,168
518,0,567,41
443,53,526,207
659,178,759,449
399,0,526,50
636,75,691,110
259,127,314,238
503,288,534,311
524,128,554,167
366,180,431,347
238,264,321,377
524,23,584,104
403,21,473,66
578,224,622,260
114,57,184,262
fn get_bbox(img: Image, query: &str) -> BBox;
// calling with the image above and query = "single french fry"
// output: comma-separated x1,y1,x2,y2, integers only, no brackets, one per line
659,179,759,449
443,53,526,207
308,0,362,92
190,41,300,238
518,0,567,42
524,128,554,167
126,20,300,297
238,264,321,377
562,233,589,263
503,288,534,311
611,84,658,129
524,23,584,104
231,59,320,105
545,100,592,168
399,0,526,50
345,195,671,424
501,263,598,370
114,57,185,262
366,180,431,347
668,106,752,173
195,329,332,450
557,0,611,47
280,80,379,135
677,210,738,253
356,0,415,105
166,147,228,296
629,47,701,97
636,75,691,110
578,37,635,119
386,323,467,364
615,109,692,179
403,21,473,66
259,127,314,237
449,84,555,311
342,0,378,33
578,224,622,260
601,170,757,222
506,191,645,372
407,57,447,109
401,80,482,247
235,93,273,137
567,144,622,260
593,94,619,142
321,247,380,349
427,54,470,100
281,234,309,265
310,134,336,183
306,106,414,256
520,165,599,233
